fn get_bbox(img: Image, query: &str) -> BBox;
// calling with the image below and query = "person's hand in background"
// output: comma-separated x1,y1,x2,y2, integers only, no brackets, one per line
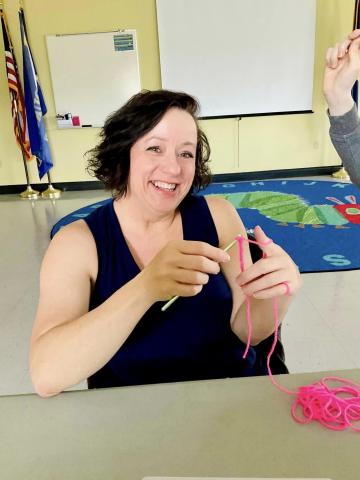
324,29,360,116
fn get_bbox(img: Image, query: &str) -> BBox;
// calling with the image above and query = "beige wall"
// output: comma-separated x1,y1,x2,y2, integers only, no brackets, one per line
0,0,355,186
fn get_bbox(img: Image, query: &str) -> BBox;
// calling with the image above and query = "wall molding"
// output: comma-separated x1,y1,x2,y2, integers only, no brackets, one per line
0,166,342,195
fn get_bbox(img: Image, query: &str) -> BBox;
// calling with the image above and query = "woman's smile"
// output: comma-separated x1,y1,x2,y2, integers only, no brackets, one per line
150,180,177,192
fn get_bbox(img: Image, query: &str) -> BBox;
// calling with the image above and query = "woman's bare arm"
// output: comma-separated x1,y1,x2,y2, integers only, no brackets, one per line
30,219,230,397
30,221,155,397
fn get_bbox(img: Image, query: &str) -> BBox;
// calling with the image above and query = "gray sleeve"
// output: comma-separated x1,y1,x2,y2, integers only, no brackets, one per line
328,103,360,188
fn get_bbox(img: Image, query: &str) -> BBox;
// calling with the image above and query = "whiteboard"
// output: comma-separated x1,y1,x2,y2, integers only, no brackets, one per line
46,30,141,128
156,0,316,118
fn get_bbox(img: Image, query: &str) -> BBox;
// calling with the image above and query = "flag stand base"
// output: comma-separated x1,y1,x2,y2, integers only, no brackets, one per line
41,184,62,199
20,185,40,200
332,167,350,181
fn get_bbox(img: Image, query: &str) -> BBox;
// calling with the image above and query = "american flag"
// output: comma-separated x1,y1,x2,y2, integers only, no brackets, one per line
1,8,32,160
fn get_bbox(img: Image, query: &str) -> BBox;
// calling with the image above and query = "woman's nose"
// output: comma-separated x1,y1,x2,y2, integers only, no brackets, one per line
163,153,181,175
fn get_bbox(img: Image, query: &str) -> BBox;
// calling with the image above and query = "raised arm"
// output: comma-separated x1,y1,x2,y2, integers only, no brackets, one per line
323,31,360,116
324,30,360,187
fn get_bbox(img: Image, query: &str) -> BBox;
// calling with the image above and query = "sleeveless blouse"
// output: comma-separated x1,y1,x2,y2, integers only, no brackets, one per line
84,195,287,388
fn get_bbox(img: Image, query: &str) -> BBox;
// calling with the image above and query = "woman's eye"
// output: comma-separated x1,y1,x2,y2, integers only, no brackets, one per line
147,146,160,152
181,151,194,158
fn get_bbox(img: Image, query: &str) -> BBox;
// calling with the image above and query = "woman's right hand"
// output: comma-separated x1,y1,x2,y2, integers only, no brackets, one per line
141,240,230,302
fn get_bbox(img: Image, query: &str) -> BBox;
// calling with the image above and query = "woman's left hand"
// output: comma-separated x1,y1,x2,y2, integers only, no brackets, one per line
236,225,302,300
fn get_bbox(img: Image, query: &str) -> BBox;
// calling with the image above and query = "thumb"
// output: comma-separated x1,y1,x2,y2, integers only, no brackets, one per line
253,225,274,254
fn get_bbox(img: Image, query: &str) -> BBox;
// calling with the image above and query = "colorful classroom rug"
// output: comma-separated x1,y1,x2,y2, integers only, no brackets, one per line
51,179,360,273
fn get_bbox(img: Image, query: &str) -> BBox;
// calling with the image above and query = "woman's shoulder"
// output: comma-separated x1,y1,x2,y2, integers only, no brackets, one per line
53,198,114,244
204,194,238,219
182,193,231,212
52,218,94,244
50,219,97,262
204,195,247,247
47,220,98,280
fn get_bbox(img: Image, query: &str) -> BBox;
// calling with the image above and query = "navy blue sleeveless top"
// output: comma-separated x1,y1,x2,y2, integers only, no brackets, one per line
84,195,286,389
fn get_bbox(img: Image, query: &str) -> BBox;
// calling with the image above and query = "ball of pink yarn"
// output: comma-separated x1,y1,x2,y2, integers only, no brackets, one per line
236,235,360,432
292,377,360,431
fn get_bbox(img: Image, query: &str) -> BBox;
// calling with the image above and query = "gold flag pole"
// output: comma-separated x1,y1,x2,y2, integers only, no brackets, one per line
13,99,39,199
332,166,350,181
41,171,62,199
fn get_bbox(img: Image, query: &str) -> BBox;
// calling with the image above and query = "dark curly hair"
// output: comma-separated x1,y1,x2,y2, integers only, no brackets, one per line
86,89,212,198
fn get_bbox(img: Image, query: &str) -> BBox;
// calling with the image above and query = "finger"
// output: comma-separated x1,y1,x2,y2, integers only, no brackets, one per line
282,281,291,296
325,47,344,69
174,269,209,286
175,283,204,297
180,254,221,275
339,38,352,57
239,270,288,297
253,225,278,256
330,43,341,68
237,256,287,286
348,37,360,63
252,282,292,300
349,29,360,40
325,47,334,66
178,240,230,263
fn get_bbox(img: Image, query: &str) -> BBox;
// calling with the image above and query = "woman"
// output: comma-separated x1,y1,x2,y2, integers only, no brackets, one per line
30,90,301,397
324,29,360,187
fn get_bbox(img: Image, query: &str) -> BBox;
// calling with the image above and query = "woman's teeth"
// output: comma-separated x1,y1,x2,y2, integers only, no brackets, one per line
152,181,176,191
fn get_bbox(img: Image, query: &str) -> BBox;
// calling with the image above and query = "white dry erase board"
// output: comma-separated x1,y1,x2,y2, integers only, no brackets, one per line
46,30,141,128
156,0,316,118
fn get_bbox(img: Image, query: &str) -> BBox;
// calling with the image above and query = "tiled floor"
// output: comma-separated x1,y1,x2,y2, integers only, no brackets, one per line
1,177,359,396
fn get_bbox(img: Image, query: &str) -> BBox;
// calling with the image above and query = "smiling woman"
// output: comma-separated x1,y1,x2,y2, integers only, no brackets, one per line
126,108,197,214
29,89,301,397
86,90,212,198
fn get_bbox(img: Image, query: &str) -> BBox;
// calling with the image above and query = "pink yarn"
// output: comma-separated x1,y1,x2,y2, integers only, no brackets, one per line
282,280,291,296
236,235,360,432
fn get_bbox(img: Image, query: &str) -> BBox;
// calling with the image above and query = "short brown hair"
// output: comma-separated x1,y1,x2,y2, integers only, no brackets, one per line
86,89,212,198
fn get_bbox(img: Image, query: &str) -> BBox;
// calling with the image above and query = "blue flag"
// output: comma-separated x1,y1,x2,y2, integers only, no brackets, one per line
19,9,53,179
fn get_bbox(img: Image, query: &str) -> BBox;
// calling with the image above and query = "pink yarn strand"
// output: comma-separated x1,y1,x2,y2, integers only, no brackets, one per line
236,236,252,358
236,234,360,432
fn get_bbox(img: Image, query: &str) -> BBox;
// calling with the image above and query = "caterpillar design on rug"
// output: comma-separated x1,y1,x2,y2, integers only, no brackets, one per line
213,191,360,228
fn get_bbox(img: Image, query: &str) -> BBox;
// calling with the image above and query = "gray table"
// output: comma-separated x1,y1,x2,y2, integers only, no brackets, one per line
1,370,359,480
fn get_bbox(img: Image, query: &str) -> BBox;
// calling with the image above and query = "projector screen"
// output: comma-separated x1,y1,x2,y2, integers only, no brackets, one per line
156,0,316,118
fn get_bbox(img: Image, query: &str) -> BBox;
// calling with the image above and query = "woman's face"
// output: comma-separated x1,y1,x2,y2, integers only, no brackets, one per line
128,107,197,214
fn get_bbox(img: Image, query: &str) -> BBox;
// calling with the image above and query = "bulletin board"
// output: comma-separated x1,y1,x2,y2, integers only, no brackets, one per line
46,30,141,128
